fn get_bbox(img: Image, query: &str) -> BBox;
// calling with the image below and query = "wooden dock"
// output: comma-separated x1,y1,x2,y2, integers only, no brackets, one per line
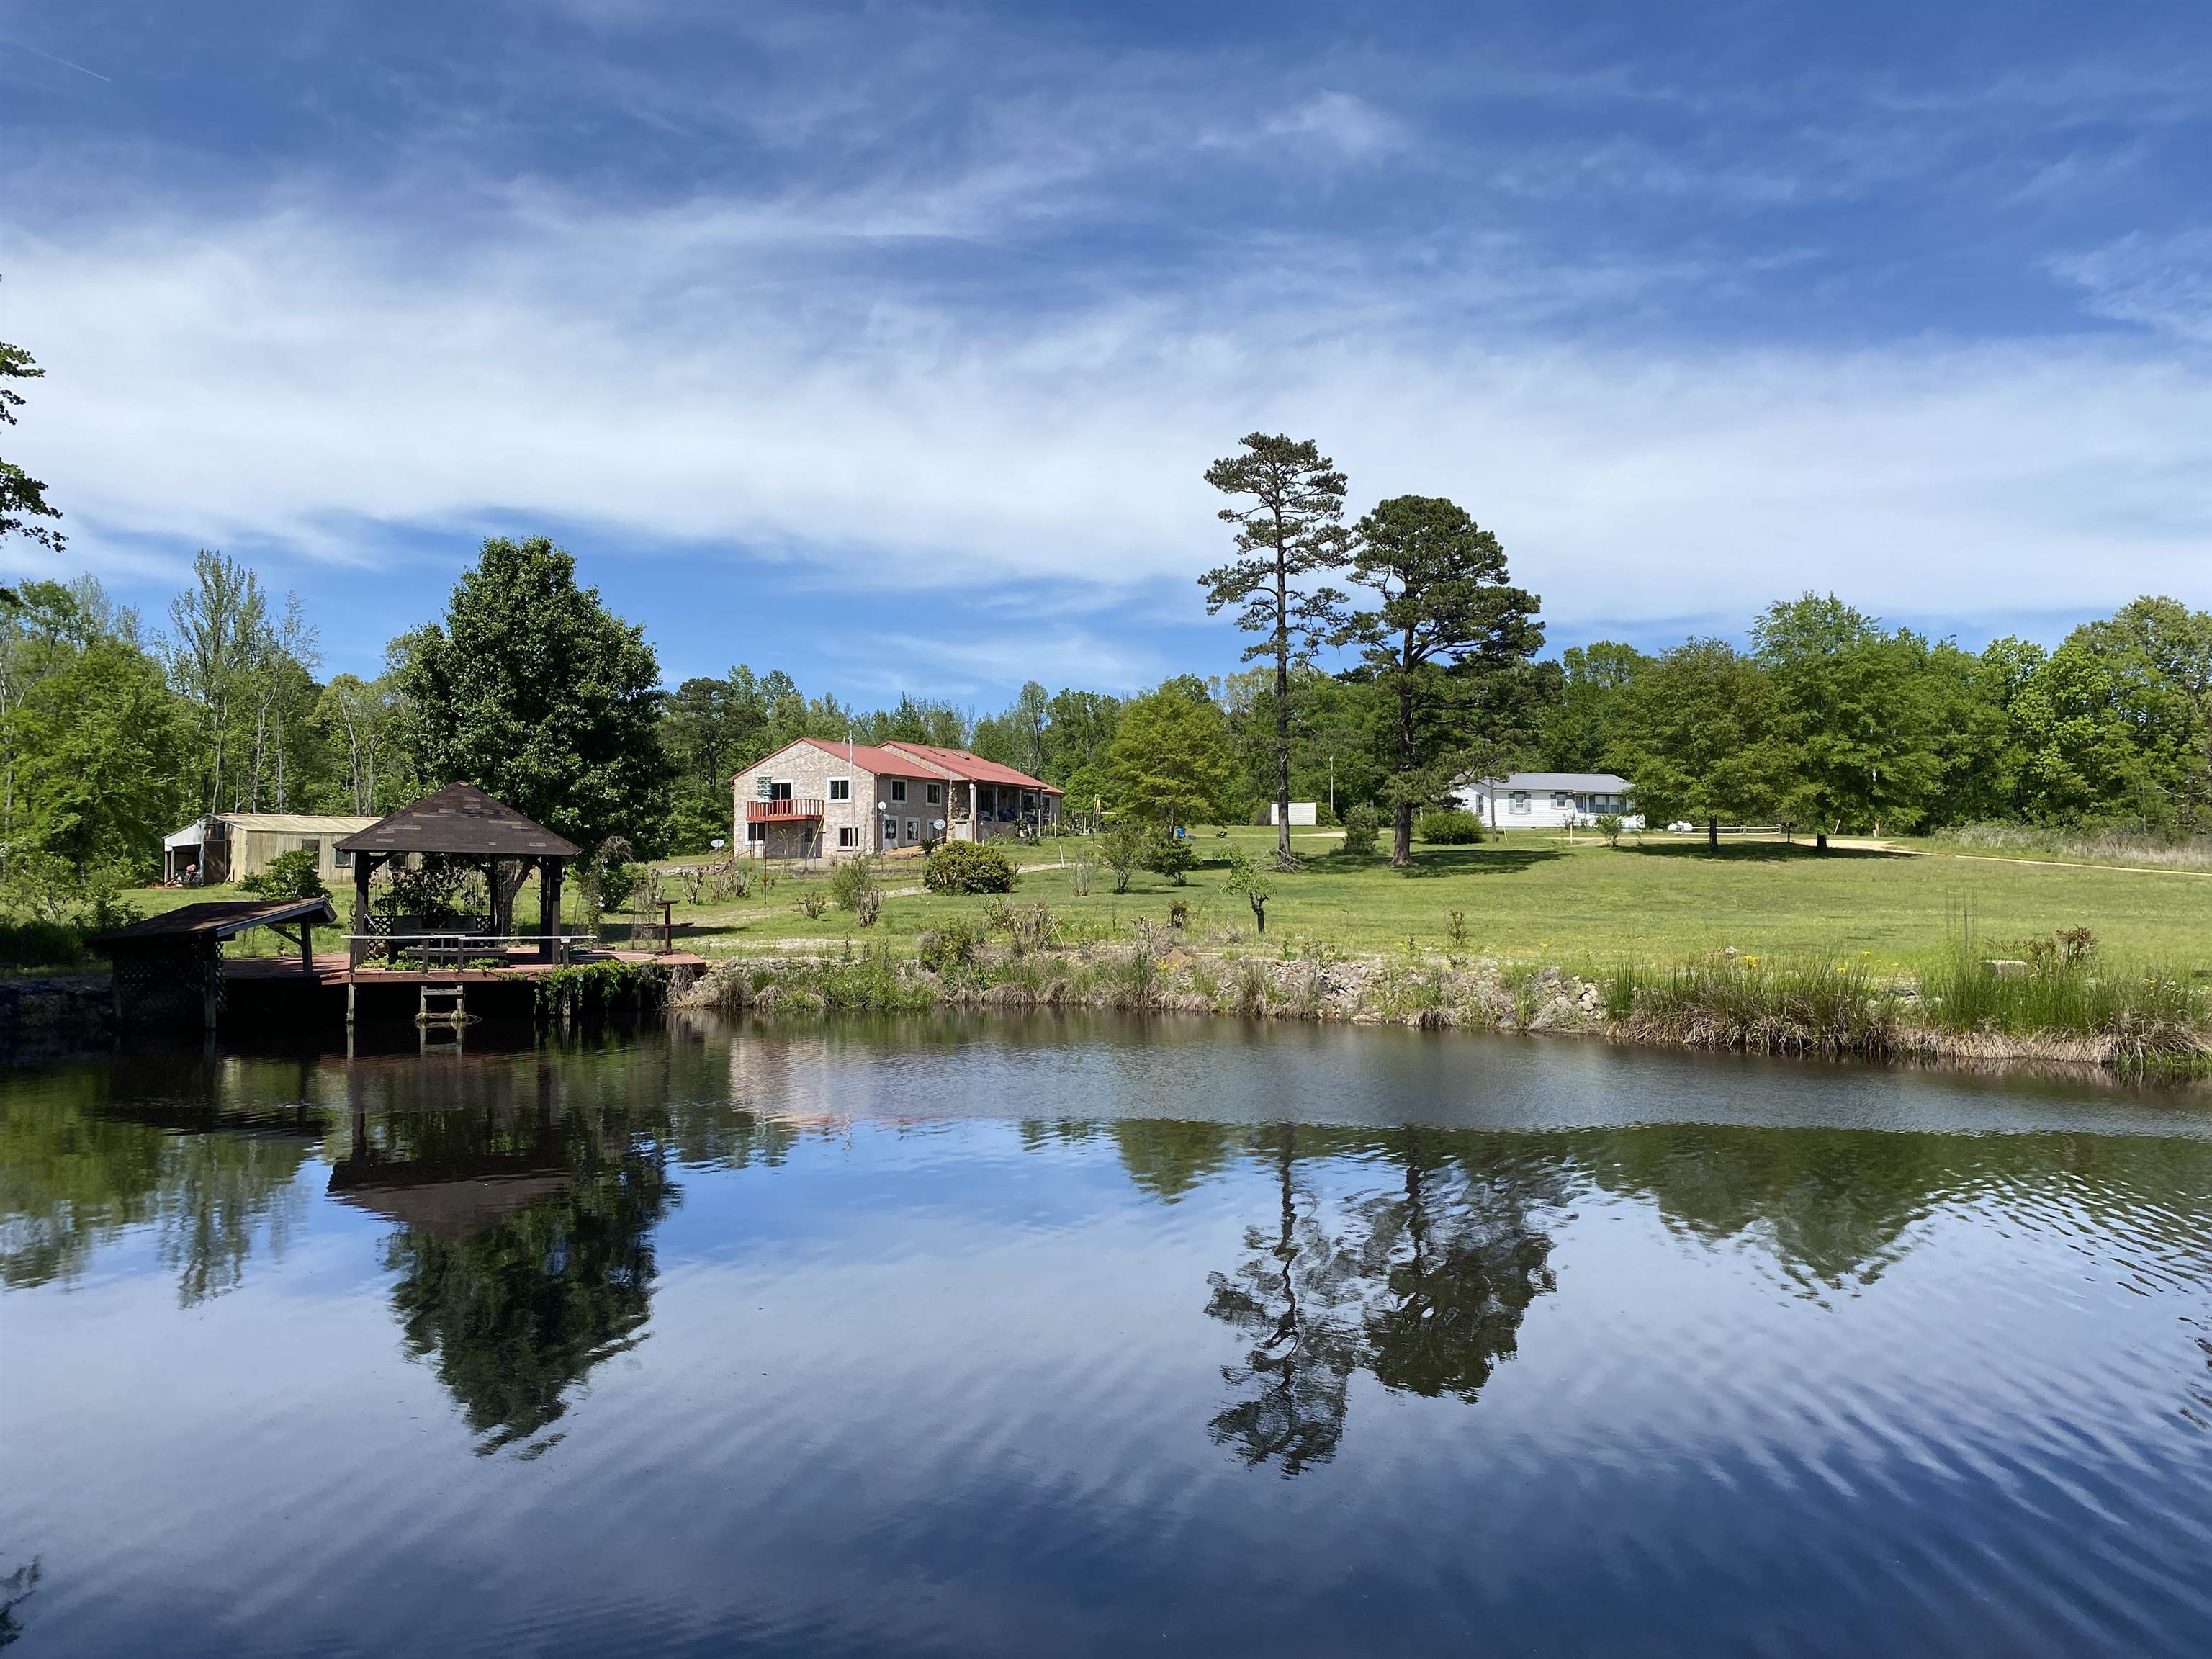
222,948,710,1035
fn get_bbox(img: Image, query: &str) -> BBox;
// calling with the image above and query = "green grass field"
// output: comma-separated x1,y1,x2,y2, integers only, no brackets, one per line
649,826,2212,971
90,824,2210,977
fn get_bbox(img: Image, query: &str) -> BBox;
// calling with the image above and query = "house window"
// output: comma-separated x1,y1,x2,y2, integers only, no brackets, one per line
1555,795,1573,811
907,819,920,841
883,817,899,842
1510,792,1530,814
838,826,856,848
890,780,908,802
335,848,353,870
829,778,851,801
925,783,941,805
746,822,766,844
298,839,320,863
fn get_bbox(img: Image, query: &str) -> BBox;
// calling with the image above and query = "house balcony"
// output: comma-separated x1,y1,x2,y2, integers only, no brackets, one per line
745,798,826,822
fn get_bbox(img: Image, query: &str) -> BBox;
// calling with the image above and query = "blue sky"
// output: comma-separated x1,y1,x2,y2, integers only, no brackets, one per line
3,1,2208,705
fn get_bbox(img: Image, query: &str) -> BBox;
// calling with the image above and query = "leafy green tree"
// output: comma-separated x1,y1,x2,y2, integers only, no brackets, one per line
166,549,266,815
0,341,65,554
1218,665,1383,825
15,638,186,874
1537,641,1650,772
1337,495,1542,866
1042,688,1122,786
1752,594,1942,846
1202,433,1351,868
1107,678,1235,830
1100,819,1147,894
1612,639,1796,848
397,536,670,858
971,681,1049,778
315,670,414,816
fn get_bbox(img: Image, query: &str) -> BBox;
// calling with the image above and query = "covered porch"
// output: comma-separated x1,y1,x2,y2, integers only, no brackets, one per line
948,780,1061,842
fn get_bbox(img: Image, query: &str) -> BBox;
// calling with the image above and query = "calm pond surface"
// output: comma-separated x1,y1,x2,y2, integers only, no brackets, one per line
4,1015,2211,1657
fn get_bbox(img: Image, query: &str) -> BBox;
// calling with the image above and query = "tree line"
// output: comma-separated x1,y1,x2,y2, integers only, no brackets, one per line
3,331,2205,922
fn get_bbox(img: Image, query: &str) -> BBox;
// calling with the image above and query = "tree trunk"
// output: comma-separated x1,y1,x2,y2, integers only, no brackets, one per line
1815,829,1828,851
1391,644,1415,869
1707,817,1719,850
1274,546,1292,867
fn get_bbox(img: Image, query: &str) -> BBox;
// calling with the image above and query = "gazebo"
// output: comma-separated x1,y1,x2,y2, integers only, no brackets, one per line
335,783,582,966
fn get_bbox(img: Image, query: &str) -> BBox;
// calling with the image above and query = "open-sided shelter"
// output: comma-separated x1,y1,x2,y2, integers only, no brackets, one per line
334,783,581,963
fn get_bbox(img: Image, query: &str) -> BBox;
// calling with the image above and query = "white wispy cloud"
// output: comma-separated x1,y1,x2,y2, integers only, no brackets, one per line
9,189,2206,636
2054,230,2212,346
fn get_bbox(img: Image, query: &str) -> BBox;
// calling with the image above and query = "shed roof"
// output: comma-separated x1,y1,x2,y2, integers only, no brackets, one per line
165,813,379,848
334,782,581,858
91,894,338,948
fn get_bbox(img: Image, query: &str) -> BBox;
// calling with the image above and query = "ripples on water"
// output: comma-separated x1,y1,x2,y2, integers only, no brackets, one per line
3,1016,2211,1657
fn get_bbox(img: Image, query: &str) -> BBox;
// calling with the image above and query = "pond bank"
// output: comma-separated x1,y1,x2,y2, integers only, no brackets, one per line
678,938,2212,1078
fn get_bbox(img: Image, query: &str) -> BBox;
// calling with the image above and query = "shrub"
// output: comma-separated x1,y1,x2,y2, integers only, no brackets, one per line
1338,803,1380,856
1225,849,1273,934
597,860,642,912
0,918,91,969
925,841,1017,894
830,854,881,913
1142,833,1195,886
1168,899,1190,929
1593,813,1625,848
1414,807,1483,845
1100,821,1148,894
240,847,331,901
920,918,983,973
795,887,828,920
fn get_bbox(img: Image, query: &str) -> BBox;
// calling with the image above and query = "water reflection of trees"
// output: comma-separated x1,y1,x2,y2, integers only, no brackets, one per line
1200,1125,1565,1474
333,1043,799,1455
0,1056,314,1305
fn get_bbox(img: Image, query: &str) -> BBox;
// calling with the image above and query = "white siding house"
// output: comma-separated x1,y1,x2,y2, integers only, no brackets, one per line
1455,773,1640,831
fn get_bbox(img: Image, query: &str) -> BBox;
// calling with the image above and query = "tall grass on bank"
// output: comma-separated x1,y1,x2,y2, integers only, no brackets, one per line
1601,957,1902,1057
1932,822,2212,871
1921,941,2209,1070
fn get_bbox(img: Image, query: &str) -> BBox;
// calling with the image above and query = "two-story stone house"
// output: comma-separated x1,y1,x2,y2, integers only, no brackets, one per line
732,739,1062,859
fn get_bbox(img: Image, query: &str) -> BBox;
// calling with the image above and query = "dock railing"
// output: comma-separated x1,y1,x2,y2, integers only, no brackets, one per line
348,932,597,970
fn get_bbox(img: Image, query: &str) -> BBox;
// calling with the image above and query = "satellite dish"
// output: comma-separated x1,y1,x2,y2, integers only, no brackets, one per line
932,819,947,832
710,837,726,850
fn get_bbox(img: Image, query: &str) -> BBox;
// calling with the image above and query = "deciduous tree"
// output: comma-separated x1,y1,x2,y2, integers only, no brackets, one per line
397,536,670,876
1612,639,1795,848
1107,678,1234,831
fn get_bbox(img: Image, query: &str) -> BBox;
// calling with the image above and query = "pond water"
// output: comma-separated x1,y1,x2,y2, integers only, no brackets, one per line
4,1016,2211,1657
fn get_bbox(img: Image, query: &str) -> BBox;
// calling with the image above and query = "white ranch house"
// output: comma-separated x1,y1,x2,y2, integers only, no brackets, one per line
1455,772,1640,831
733,739,1061,859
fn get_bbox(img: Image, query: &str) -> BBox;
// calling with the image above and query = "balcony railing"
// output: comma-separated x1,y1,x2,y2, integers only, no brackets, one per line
745,797,826,822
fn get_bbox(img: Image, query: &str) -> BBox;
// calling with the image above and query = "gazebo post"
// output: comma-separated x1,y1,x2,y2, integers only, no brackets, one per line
537,855,565,963
353,851,375,969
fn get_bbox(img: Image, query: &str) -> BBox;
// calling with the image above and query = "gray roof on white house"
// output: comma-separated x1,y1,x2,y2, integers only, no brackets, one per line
1466,773,1632,791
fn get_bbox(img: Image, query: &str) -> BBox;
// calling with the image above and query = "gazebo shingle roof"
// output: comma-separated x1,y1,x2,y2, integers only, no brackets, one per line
334,783,581,858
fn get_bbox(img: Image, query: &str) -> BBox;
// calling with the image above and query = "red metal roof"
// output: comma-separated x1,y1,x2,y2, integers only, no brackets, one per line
737,737,1060,793
738,738,959,781
881,742,1062,793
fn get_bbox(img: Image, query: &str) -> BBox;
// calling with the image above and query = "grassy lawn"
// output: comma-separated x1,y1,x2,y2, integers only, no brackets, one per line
648,826,2212,971
81,826,2205,977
